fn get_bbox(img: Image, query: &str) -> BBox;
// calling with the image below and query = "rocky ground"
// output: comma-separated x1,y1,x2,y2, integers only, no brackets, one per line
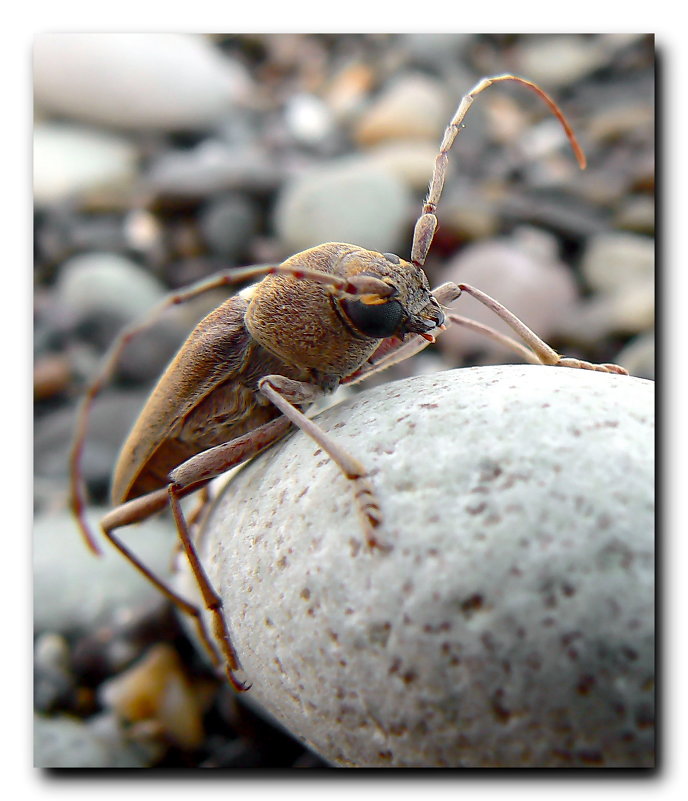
33,33,654,768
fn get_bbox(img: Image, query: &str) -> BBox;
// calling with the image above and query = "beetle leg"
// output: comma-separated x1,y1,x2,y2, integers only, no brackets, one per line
453,282,629,374
167,485,249,692
258,375,388,552
98,415,296,692
99,486,229,682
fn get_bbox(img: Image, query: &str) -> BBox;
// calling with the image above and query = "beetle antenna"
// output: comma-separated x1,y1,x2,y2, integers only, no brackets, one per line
411,73,586,268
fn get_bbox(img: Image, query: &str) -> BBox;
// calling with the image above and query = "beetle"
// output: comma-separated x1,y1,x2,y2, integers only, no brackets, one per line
69,74,629,692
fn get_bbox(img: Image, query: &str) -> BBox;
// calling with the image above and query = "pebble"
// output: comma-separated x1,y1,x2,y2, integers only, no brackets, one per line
516,35,607,88
199,193,260,261
144,139,279,198
178,365,654,767
33,34,251,131
366,140,443,193
438,185,500,241
34,712,163,768
33,509,174,634
616,332,655,380
581,232,654,295
34,354,72,401
435,227,578,360
614,195,655,235
354,73,450,147
553,232,655,343
33,123,138,206
284,92,336,146
274,155,412,256
34,634,76,714
55,252,166,325
100,644,206,751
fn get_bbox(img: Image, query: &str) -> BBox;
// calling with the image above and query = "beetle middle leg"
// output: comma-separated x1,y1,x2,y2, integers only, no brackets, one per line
258,375,387,551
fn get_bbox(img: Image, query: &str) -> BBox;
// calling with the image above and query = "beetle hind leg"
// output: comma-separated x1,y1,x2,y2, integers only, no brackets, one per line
99,489,243,686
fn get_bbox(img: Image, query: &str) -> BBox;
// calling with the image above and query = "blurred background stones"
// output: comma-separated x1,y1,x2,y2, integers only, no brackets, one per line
33,33,655,768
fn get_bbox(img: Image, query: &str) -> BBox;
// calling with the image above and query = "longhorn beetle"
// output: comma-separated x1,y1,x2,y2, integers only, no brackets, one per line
70,74,629,692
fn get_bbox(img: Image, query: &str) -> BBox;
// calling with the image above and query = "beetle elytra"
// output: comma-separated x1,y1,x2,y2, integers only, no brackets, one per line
70,74,628,692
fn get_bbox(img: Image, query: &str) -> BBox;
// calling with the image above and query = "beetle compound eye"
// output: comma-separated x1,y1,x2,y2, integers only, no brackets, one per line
341,298,405,339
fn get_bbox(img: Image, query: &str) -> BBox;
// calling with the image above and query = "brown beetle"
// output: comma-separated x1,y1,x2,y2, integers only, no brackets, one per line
70,75,628,692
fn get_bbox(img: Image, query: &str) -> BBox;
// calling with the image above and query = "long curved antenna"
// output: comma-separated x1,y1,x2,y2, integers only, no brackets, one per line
411,74,587,268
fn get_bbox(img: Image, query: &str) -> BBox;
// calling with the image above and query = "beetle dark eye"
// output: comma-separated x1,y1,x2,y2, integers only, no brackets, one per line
340,298,404,339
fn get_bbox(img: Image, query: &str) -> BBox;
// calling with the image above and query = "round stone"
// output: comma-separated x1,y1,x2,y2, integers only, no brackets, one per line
177,364,654,768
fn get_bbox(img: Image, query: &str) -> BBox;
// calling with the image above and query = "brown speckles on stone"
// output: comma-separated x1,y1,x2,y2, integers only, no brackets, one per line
576,674,596,695
491,689,512,724
300,587,311,600
460,593,484,618
422,620,452,634
368,621,392,647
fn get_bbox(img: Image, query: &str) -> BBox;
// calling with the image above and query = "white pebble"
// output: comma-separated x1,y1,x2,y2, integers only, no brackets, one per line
34,33,251,130
33,123,137,205
178,365,654,767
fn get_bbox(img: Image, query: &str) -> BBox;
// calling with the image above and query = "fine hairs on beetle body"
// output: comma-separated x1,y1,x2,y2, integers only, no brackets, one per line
70,74,630,692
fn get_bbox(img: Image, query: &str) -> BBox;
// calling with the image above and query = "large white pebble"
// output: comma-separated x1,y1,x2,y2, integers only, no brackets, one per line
33,34,251,130
183,365,654,767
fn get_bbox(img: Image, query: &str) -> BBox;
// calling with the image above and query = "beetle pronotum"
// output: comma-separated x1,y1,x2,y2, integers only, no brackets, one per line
69,74,628,692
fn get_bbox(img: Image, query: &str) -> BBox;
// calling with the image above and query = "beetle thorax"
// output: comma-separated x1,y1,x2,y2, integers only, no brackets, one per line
244,273,380,379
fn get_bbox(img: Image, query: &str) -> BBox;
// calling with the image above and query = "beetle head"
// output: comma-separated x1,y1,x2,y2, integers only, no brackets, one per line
334,247,444,342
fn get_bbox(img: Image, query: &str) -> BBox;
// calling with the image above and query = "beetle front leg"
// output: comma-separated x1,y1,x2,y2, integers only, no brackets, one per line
450,283,629,375
258,375,388,552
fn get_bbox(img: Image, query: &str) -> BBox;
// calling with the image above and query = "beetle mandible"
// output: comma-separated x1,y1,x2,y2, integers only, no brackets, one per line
70,74,629,692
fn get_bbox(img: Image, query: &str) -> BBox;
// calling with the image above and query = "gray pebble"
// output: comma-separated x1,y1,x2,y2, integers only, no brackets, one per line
274,155,412,256
34,508,174,634
178,364,654,767
34,712,162,768
34,390,150,497
145,140,280,198
199,193,259,260
34,634,75,713
55,252,166,325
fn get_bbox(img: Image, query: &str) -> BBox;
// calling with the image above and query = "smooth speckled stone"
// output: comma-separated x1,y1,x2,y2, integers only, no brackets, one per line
178,365,654,768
